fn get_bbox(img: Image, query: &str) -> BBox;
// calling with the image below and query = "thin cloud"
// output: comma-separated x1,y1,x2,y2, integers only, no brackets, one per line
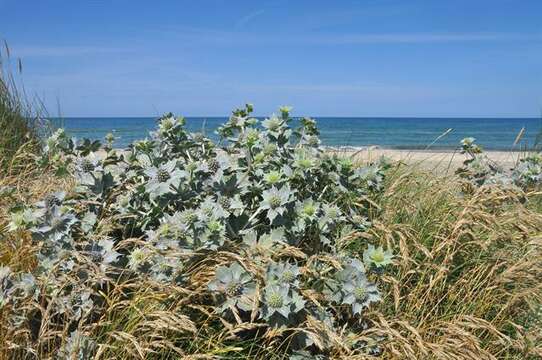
235,9,265,28
163,27,542,46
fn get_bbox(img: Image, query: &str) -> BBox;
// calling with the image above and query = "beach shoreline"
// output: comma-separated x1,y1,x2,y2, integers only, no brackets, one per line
331,147,532,170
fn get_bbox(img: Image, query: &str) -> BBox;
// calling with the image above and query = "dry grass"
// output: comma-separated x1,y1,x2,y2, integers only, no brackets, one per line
0,162,73,271
367,165,542,359
1,158,541,359
0,43,45,173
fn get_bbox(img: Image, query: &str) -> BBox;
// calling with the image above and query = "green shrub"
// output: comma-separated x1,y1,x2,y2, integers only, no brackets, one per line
3,105,391,358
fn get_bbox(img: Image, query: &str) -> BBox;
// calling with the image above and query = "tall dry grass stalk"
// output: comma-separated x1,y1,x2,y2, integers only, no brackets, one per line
366,165,542,359
0,41,47,173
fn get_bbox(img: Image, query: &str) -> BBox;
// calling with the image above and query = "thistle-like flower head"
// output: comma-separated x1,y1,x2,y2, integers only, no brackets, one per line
128,247,150,271
260,185,294,222
205,153,232,176
8,208,37,232
262,284,292,319
208,262,256,312
179,209,200,229
293,150,315,170
75,152,102,174
144,160,186,199
198,197,227,221
322,203,342,223
363,244,393,268
243,128,261,146
279,105,292,118
341,275,380,315
32,206,77,243
262,115,283,132
263,170,283,185
460,137,482,154
36,191,66,211
461,137,475,147
267,261,301,287
354,165,383,190
295,198,319,220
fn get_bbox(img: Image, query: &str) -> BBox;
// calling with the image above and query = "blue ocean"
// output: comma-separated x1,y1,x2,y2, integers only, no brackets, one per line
54,117,542,151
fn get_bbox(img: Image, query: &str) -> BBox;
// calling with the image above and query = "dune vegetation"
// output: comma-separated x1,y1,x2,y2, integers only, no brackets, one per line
0,44,46,174
0,60,541,359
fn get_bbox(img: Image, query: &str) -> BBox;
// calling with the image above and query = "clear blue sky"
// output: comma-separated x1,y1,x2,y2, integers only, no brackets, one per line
1,0,541,117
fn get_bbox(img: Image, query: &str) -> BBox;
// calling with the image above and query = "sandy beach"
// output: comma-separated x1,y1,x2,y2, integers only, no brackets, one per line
332,147,532,172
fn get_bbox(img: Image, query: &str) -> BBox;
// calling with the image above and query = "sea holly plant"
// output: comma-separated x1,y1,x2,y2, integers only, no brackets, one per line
144,160,186,200
208,262,257,312
512,153,542,188
457,137,542,190
259,185,295,222
340,275,381,315
260,284,305,325
266,261,301,288
321,257,381,315
5,104,393,358
364,244,394,271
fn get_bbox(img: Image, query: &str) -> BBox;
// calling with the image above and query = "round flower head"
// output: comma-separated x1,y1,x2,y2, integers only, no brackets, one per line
262,115,283,132
200,217,227,249
105,132,115,144
197,197,227,221
338,158,354,172
243,128,261,146
295,198,319,220
260,141,277,155
322,203,342,222
304,134,320,147
34,202,77,238
159,116,174,132
262,284,292,320
293,150,316,171
259,185,294,222
205,153,235,180
363,244,393,268
179,209,200,229
191,132,205,142
267,261,301,287
253,152,267,164
36,191,66,212
127,247,150,271
263,170,283,185
354,165,383,190
8,208,37,232
207,159,220,173
341,275,381,315
279,105,292,118
208,262,256,312
144,160,186,200
75,153,102,174
460,137,482,154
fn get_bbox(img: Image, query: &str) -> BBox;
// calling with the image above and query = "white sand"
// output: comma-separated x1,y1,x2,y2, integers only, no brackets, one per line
332,147,533,172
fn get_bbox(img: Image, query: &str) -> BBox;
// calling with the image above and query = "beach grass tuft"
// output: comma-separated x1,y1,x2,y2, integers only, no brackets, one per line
0,42,46,173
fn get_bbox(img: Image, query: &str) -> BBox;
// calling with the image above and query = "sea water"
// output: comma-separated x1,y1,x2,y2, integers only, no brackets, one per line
53,117,542,150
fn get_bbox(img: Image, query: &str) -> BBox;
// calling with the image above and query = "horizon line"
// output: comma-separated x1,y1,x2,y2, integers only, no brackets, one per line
47,115,542,119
